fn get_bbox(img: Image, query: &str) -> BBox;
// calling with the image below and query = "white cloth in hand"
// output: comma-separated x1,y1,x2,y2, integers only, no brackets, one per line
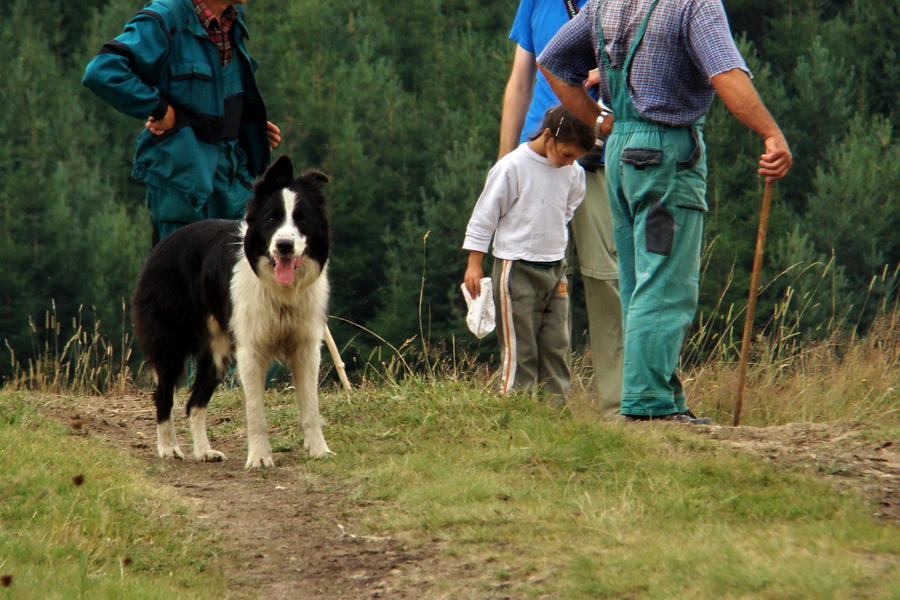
460,278,495,339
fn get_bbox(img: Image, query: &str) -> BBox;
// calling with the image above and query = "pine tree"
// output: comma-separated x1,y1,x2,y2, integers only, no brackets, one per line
0,3,144,380
805,114,900,328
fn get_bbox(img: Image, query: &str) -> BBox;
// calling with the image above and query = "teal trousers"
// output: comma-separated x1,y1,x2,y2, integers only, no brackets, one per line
605,121,707,417
147,140,254,244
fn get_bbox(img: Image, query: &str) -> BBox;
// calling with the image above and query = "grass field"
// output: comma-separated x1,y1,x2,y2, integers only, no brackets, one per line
0,396,229,600
316,379,899,599
2,368,898,598
2,301,898,598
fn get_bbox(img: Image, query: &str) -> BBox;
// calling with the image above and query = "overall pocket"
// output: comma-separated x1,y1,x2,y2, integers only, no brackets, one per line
621,147,663,170
645,198,674,256
620,145,672,256
673,127,708,211
619,146,667,209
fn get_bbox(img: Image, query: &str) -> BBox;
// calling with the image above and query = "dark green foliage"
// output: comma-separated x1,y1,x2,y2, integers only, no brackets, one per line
249,0,512,360
0,1,145,380
1,0,898,380
803,115,900,326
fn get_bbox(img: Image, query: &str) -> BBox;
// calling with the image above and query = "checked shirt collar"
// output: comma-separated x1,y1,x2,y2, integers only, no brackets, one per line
193,0,238,66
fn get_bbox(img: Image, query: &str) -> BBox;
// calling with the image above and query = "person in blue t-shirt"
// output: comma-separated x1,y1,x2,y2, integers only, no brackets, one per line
499,0,623,420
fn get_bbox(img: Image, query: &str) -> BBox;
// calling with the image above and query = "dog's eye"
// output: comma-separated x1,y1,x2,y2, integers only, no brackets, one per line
267,216,277,222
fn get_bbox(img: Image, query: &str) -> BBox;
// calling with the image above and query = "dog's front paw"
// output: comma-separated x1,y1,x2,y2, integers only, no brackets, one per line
304,439,333,458
158,445,185,460
196,449,228,462
245,437,273,468
245,454,275,469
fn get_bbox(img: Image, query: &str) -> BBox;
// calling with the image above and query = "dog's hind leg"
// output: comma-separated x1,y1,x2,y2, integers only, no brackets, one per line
237,347,274,468
186,351,228,462
153,358,185,460
291,344,332,458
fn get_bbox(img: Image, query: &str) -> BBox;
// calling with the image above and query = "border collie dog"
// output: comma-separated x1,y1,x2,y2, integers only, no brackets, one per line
132,156,332,468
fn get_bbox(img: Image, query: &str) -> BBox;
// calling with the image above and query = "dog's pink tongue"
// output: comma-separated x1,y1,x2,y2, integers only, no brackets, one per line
274,257,297,285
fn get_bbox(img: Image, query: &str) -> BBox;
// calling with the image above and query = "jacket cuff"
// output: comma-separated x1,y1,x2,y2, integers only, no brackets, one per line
150,98,169,121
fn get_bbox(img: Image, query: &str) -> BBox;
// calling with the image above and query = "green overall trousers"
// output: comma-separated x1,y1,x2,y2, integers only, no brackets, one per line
600,0,708,417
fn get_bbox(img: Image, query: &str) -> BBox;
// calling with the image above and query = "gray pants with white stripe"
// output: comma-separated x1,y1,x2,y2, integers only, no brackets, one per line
492,258,571,404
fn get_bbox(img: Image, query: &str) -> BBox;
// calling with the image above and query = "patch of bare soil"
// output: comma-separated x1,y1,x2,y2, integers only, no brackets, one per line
37,395,897,599
40,394,497,600
701,422,899,521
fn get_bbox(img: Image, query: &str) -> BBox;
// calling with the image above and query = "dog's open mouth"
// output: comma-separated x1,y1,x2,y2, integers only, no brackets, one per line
268,254,303,285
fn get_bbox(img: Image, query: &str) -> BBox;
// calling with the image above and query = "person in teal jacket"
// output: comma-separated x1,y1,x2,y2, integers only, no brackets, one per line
83,0,281,245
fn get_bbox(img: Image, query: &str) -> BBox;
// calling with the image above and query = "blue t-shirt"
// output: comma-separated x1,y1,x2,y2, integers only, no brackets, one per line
509,0,590,144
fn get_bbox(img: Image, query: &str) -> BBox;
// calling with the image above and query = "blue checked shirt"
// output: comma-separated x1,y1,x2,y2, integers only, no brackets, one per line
538,0,749,127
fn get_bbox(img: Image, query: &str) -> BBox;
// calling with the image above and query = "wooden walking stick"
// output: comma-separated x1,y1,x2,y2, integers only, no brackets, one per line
323,322,352,390
734,180,774,426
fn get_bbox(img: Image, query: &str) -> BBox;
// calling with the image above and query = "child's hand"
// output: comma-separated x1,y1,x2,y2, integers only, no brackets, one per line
464,265,484,298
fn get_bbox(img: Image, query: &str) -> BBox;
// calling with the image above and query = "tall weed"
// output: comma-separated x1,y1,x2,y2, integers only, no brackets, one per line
685,261,899,425
3,301,135,395
4,258,898,430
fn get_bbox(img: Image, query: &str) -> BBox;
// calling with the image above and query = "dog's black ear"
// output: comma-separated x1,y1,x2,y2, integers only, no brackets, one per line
298,169,330,189
256,155,295,192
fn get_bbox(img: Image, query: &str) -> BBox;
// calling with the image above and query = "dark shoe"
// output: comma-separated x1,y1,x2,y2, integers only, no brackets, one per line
624,412,713,425
682,410,714,425
624,413,688,422
624,414,651,422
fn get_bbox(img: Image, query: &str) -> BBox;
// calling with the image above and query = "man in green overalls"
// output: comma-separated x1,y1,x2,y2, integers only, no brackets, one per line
536,0,792,422
83,0,281,246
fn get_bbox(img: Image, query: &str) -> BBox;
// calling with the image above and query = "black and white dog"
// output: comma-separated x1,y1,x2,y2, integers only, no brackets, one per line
132,156,332,468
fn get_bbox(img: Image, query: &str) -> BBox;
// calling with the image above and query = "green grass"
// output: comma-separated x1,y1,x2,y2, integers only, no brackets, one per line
0,392,228,600
4,378,898,599
3,308,899,598
260,376,899,600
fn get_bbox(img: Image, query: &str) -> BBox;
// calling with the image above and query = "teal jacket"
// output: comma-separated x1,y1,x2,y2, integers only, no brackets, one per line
82,0,270,201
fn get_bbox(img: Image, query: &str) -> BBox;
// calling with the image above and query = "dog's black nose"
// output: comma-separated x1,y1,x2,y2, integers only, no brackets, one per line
276,240,294,255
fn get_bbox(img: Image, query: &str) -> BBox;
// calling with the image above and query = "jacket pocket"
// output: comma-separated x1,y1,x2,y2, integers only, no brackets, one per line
169,61,216,115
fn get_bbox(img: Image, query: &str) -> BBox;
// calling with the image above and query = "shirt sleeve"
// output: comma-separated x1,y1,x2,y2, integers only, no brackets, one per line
565,167,586,224
509,0,535,54
462,161,519,254
683,0,750,80
536,9,598,86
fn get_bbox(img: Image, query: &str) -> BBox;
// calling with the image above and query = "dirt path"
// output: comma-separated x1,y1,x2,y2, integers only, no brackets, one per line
42,394,460,600
38,395,898,599
704,421,899,521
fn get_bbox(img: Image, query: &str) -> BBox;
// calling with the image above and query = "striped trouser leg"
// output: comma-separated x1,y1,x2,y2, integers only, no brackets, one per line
492,259,571,399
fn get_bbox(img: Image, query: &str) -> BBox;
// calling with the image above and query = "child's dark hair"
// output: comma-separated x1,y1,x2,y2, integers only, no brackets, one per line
529,105,596,150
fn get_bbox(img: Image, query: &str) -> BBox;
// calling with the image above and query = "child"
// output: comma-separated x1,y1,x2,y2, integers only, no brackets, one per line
463,105,595,404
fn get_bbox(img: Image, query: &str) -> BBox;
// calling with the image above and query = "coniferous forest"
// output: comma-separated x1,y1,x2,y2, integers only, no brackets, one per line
1,0,898,381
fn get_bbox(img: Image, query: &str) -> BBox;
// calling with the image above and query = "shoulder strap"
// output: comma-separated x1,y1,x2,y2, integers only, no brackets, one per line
623,0,661,73
563,0,579,20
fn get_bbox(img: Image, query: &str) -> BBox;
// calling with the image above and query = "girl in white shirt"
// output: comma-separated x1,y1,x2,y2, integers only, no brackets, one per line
463,106,594,403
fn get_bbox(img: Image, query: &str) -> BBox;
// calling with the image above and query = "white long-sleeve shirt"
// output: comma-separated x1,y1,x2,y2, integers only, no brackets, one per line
463,143,585,261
